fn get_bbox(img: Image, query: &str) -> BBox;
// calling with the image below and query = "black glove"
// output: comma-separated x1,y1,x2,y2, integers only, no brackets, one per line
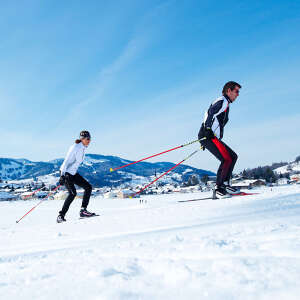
203,127,215,139
59,175,65,185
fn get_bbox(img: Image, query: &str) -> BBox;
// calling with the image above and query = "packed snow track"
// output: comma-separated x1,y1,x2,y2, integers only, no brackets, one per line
1,185,300,300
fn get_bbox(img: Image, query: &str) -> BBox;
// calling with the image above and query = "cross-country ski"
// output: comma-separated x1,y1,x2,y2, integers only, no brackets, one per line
178,192,259,203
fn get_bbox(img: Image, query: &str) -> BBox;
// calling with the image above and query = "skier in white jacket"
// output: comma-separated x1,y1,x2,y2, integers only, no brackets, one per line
57,131,96,223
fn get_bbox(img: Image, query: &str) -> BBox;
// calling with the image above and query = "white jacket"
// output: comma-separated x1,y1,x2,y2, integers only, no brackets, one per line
60,142,87,176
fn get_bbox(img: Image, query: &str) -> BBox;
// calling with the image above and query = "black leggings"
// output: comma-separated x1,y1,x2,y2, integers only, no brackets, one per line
59,173,92,216
201,137,238,186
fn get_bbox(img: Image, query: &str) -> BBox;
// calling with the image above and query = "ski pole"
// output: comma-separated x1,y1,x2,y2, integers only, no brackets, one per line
110,137,206,172
130,149,200,198
20,181,56,200
16,185,62,224
22,187,43,200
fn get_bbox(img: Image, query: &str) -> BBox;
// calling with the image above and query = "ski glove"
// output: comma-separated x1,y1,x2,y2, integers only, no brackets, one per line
203,127,215,139
64,172,74,184
59,175,65,185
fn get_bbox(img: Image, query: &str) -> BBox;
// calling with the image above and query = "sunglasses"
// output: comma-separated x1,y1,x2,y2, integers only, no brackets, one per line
233,89,239,94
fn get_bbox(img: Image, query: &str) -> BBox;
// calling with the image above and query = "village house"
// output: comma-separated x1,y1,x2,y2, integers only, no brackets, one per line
232,179,266,189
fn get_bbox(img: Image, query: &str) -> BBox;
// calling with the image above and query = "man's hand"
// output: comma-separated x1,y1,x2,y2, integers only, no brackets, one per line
203,127,215,139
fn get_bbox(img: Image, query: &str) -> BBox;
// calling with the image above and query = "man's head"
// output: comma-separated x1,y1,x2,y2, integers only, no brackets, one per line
222,81,241,102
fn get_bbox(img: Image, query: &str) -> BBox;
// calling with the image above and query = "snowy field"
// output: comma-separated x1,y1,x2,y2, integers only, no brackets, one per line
1,185,300,300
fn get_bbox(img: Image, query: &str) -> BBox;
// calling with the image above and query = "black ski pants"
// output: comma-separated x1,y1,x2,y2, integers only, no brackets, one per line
201,137,238,187
59,173,92,216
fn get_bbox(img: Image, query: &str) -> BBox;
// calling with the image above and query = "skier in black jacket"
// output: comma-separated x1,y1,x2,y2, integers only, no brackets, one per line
198,81,241,198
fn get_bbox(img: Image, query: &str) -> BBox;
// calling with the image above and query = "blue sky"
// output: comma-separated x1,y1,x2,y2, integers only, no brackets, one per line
1,0,300,172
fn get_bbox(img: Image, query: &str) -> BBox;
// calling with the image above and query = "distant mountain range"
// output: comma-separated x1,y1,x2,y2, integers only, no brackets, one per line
0,154,215,187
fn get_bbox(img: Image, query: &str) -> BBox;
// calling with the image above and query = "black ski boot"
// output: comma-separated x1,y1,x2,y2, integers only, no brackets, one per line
57,214,66,223
213,185,231,199
223,184,240,195
80,208,96,218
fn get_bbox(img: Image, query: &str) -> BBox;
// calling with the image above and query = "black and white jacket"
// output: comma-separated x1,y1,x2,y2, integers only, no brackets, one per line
199,95,231,139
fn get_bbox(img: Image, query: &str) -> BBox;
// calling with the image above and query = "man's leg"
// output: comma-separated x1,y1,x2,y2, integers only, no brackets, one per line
202,137,231,186
221,142,238,182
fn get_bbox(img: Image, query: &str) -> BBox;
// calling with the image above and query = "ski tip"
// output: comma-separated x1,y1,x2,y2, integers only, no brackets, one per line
109,168,113,172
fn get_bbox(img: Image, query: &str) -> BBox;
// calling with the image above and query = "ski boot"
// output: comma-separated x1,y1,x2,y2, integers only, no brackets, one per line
57,214,66,223
223,184,240,195
80,208,97,218
213,185,232,199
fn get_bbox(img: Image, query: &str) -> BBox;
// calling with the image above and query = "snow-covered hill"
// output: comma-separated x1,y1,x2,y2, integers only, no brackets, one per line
1,185,300,299
0,158,59,181
274,161,300,174
0,154,215,187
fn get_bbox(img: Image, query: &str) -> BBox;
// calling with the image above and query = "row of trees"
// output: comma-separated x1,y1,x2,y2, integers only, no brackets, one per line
241,167,280,183
184,174,210,186
181,174,209,187
240,155,300,183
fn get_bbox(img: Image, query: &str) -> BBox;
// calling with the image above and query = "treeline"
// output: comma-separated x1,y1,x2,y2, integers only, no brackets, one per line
240,167,283,183
240,155,300,183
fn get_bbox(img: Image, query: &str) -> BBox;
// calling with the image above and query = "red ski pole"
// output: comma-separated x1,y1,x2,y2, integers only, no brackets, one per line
16,185,62,224
110,137,205,172
130,149,200,198
22,187,43,200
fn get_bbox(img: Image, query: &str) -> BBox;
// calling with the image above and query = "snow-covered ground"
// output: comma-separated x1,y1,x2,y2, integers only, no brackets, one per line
1,185,300,300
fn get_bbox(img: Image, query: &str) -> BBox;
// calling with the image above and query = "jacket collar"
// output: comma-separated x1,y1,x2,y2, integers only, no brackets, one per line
79,142,87,149
224,94,232,103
